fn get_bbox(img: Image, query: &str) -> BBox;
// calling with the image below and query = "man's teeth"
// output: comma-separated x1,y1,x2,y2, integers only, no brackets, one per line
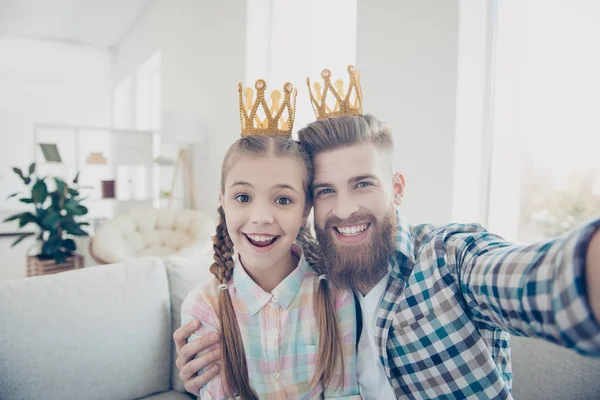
247,235,274,242
336,224,368,236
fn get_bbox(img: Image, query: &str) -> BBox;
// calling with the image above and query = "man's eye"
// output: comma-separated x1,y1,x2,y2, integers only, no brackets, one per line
234,194,251,203
315,188,334,197
356,182,372,189
275,197,292,206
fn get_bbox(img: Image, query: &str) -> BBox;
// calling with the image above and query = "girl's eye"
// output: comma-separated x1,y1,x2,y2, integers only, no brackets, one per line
356,181,372,189
275,197,292,206
234,194,251,203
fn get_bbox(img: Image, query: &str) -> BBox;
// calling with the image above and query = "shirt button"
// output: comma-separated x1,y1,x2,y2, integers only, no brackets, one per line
272,372,280,380
271,297,278,303
270,327,279,336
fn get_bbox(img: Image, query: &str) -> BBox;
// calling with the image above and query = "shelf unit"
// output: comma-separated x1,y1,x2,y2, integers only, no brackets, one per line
33,123,186,231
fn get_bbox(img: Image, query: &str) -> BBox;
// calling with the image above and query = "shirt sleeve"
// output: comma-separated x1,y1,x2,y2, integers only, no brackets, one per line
445,218,600,355
181,285,227,400
323,289,362,399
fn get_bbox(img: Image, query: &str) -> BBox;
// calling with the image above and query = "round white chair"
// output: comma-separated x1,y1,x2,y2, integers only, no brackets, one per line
90,207,215,264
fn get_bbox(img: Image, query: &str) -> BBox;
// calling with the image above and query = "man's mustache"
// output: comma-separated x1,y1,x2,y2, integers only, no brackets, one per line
324,212,376,229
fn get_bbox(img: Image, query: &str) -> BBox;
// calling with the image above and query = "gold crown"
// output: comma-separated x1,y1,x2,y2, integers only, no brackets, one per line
307,65,363,120
238,79,297,137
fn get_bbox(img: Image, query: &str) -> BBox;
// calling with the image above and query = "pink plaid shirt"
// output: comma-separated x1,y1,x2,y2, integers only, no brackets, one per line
181,245,361,399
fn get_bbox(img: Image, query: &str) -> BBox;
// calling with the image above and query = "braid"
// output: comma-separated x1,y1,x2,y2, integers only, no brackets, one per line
297,223,345,388
210,206,235,282
296,223,322,272
210,206,258,400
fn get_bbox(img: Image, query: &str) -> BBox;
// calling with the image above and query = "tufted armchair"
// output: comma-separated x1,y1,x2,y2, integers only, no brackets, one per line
90,207,215,264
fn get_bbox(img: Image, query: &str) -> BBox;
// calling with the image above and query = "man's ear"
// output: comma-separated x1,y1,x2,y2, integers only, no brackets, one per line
392,173,406,206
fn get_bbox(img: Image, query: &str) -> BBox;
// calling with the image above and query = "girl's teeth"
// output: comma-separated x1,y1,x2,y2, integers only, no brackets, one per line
249,235,272,242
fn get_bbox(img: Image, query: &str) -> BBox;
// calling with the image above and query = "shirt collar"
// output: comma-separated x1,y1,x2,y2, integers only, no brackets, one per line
394,208,415,263
232,243,309,315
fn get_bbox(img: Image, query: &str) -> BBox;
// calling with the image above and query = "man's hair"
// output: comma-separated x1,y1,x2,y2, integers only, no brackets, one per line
297,114,394,159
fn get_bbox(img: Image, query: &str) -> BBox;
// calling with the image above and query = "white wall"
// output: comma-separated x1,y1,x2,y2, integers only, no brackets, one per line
356,0,460,224
0,36,112,280
113,0,247,216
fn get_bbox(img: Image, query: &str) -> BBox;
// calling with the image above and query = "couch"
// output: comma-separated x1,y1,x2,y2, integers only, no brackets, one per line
1,257,599,400
90,207,215,264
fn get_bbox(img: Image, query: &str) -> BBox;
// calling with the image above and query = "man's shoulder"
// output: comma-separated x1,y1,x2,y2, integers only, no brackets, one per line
409,222,491,252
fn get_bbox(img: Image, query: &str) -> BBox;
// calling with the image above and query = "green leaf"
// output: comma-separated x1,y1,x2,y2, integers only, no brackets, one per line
24,177,31,185
64,201,87,216
41,234,62,257
49,192,61,210
40,210,60,231
18,212,37,228
10,232,35,248
73,171,80,184
63,221,88,236
54,177,66,195
68,188,80,197
19,198,34,204
3,213,26,223
62,238,76,252
32,179,48,205
12,167,24,179
76,205,88,215
28,163,36,175
6,192,20,200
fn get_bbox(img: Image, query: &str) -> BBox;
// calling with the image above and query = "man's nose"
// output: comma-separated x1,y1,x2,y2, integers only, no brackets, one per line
332,193,360,220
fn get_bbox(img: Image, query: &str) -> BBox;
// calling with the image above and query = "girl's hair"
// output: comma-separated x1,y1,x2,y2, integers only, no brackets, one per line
210,135,344,398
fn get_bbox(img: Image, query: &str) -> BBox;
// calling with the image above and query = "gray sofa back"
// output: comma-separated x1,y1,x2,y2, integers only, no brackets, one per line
1,258,599,399
0,258,174,400
511,335,600,399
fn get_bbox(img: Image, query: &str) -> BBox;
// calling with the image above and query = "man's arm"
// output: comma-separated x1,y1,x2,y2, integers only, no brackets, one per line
173,320,221,396
446,219,600,355
586,230,600,323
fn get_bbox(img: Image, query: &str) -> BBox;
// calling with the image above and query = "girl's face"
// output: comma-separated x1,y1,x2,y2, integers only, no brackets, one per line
221,155,309,274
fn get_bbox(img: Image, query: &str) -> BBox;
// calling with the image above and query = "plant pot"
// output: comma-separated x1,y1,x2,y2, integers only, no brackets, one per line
26,254,84,277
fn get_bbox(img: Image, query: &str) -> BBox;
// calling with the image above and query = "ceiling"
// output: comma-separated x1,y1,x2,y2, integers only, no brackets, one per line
0,0,152,49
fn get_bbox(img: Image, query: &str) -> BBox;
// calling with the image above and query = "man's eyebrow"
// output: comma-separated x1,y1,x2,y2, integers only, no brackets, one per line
312,182,331,191
349,175,379,184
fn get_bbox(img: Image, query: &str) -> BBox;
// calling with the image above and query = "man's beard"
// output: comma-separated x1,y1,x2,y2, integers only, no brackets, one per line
315,205,397,292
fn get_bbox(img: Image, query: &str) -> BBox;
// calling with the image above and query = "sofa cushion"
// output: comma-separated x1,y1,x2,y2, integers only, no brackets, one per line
512,335,600,399
139,391,193,400
0,257,172,400
164,254,214,394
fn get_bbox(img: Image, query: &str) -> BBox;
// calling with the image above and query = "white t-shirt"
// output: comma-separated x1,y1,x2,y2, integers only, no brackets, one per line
356,273,397,399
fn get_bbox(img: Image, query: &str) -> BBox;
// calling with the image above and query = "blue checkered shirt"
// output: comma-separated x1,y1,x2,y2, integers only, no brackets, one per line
376,210,600,399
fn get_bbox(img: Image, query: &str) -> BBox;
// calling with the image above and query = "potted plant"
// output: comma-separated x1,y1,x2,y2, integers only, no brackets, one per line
4,163,89,276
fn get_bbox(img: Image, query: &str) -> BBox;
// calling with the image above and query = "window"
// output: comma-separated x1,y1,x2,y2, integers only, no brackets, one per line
487,0,600,243
136,52,162,131
114,78,132,129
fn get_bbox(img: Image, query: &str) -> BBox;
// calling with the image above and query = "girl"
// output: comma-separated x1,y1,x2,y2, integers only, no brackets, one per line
181,81,360,400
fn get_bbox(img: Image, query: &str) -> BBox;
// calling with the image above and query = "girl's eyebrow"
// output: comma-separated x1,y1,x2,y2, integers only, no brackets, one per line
231,181,300,195
230,181,253,188
273,184,300,195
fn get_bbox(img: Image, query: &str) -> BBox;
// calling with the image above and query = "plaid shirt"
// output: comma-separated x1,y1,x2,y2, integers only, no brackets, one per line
380,210,600,399
181,245,361,400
